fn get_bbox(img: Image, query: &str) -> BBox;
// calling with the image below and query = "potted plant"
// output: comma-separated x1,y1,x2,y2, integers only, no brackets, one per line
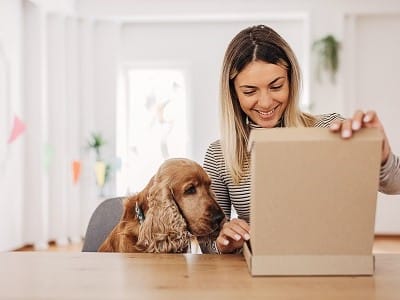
87,132,106,161
312,34,340,83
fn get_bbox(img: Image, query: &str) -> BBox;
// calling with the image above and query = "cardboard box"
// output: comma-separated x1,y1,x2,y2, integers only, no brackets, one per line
244,127,382,276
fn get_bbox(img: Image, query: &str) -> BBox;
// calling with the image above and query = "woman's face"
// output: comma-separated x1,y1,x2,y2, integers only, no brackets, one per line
233,60,289,128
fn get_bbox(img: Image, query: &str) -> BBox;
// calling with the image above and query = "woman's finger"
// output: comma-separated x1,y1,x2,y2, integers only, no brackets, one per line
340,118,353,138
221,220,250,241
351,110,365,130
363,110,377,124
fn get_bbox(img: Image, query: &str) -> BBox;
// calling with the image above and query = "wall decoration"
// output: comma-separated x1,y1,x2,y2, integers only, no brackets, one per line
110,156,122,172
43,143,54,172
86,132,112,194
7,115,26,144
72,160,81,184
94,160,106,187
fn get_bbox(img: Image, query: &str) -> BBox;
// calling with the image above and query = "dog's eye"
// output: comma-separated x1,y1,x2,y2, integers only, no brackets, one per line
184,185,196,195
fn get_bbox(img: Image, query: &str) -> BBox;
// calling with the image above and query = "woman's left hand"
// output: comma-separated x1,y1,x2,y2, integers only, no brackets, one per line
330,110,391,164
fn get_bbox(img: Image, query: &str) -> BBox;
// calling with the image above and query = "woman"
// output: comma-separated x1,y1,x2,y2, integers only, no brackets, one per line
200,24,400,254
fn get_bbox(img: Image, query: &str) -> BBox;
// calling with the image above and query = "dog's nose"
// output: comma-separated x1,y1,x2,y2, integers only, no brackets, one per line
212,212,226,226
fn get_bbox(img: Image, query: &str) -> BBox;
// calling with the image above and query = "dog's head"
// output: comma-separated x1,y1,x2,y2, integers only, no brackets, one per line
157,158,226,239
136,158,226,252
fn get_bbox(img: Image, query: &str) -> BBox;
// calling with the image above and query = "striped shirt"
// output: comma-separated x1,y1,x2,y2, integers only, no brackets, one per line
201,113,400,253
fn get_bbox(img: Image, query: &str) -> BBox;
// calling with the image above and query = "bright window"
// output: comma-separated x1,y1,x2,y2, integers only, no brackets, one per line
117,68,188,194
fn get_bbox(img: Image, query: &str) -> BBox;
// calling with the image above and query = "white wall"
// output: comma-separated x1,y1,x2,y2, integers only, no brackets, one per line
23,0,49,248
0,0,24,251
29,0,76,13
343,14,400,234
76,0,400,116
0,0,120,250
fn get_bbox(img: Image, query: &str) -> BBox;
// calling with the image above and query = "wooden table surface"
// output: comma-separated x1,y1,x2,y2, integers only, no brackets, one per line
0,252,399,299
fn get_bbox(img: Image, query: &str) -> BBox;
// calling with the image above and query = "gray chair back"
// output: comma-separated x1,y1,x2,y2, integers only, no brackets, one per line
82,197,124,252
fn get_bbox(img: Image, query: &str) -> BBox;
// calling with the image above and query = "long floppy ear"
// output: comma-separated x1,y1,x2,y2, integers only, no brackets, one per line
98,231,117,252
99,227,139,253
98,195,141,253
98,222,128,252
135,182,191,253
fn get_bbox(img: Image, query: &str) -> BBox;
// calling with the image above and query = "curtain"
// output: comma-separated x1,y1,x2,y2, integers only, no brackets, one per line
13,2,119,250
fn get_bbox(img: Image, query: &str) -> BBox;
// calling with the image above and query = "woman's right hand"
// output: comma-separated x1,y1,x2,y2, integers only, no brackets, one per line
330,110,392,164
216,218,250,253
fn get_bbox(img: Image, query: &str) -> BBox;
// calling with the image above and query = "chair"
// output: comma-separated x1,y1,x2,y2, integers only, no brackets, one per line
82,197,124,252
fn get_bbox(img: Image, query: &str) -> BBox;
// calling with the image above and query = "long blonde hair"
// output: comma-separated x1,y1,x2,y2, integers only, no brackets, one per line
220,25,316,184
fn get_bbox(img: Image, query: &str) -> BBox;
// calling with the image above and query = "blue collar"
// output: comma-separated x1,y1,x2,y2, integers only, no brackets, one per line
135,202,145,224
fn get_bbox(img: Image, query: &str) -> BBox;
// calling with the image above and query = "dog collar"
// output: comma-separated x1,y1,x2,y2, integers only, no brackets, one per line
135,202,145,224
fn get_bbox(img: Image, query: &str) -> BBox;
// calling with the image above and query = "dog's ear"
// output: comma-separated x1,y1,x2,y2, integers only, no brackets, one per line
98,227,118,252
98,238,113,252
98,196,141,253
135,181,190,253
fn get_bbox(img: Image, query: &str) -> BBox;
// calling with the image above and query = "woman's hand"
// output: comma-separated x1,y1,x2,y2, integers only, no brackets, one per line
216,218,250,253
330,110,391,164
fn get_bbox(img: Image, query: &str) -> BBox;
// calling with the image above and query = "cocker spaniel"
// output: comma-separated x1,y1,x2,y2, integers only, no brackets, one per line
98,158,226,253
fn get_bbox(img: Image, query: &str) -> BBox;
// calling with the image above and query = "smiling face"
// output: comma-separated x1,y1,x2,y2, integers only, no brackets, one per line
233,60,289,128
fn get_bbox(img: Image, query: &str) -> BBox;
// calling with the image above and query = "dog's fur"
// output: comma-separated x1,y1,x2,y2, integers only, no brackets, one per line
98,158,226,253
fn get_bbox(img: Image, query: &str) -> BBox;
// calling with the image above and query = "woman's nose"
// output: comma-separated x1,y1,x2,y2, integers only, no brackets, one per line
258,90,273,107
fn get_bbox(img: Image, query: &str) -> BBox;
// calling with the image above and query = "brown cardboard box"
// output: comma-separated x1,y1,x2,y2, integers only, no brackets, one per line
243,127,382,276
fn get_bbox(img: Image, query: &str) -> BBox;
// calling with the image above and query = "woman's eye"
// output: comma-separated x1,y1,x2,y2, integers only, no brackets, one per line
243,91,255,95
270,85,283,91
185,185,196,195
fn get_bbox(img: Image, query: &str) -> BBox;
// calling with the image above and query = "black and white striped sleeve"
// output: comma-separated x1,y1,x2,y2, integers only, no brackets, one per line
199,141,231,254
379,152,400,194
203,141,232,218
314,112,344,128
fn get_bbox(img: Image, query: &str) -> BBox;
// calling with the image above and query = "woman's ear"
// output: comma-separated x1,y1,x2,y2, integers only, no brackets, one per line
135,182,190,253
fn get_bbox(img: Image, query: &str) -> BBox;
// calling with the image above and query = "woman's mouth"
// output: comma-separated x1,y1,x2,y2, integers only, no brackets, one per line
255,105,280,119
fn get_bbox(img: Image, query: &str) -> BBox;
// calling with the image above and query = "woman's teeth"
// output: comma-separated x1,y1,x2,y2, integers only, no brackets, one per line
258,107,275,117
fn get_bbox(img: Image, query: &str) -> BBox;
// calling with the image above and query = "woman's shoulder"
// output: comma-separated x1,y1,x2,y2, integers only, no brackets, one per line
314,112,344,128
205,139,223,160
203,139,226,176
206,139,222,151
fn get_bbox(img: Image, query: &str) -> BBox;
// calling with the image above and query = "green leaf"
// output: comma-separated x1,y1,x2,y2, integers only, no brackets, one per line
312,34,340,83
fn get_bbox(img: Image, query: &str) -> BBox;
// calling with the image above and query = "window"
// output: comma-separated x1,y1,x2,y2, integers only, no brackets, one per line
117,68,189,194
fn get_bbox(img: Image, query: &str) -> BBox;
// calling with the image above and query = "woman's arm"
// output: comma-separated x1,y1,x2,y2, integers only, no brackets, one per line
199,142,231,253
379,152,400,194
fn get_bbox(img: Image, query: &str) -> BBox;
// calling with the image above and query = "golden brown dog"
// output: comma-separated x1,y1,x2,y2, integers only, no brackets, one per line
98,158,226,253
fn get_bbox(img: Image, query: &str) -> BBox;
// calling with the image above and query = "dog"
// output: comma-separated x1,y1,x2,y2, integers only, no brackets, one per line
98,158,226,253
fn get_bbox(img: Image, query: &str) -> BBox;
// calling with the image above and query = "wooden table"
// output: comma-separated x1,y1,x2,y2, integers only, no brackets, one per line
0,252,399,299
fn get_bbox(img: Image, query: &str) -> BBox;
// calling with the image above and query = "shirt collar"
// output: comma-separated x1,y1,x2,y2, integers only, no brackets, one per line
247,116,284,129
